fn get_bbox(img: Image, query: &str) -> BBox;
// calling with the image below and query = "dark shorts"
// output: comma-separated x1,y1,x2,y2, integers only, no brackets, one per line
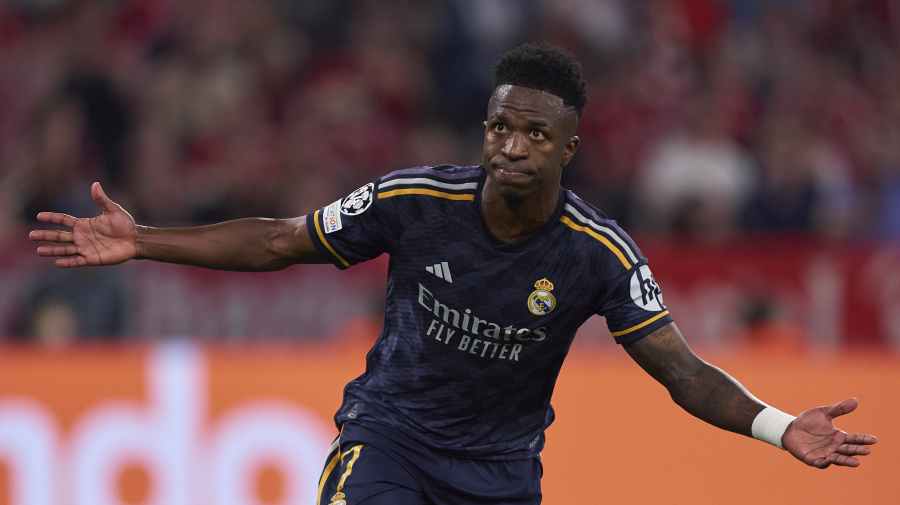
316,421,543,505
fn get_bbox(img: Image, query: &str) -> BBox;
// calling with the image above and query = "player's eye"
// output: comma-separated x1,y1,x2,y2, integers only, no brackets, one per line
531,129,544,139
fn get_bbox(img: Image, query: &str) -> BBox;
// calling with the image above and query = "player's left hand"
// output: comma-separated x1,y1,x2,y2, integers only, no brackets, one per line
782,398,877,468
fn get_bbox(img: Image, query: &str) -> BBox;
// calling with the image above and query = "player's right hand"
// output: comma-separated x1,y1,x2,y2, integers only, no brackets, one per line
29,182,138,267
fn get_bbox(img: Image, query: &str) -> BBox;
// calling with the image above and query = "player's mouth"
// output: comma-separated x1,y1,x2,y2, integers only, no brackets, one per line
492,164,531,180
499,168,528,177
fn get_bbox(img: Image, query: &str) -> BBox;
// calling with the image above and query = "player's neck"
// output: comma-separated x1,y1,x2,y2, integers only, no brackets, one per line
480,187,559,243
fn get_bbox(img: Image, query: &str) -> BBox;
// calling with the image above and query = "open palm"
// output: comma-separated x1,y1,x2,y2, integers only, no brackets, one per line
29,182,137,267
782,398,877,468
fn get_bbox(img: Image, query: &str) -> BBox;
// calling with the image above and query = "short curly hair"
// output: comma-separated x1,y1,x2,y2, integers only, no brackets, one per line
494,42,587,118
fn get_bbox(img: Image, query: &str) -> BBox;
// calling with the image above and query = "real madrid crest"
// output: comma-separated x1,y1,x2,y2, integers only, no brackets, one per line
330,492,347,505
527,278,556,316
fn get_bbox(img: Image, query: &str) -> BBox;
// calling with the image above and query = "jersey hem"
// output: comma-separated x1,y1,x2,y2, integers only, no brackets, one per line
307,210,352,269
613,314,674,345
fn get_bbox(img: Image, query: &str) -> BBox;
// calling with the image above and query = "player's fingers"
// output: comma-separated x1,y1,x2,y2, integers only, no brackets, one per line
30,229,74,243
809,453,859,469
828,453,861,468
29,230,52,242
55,255,87,268
35,212,78,228
844,433,877,446
36,245,78,257
809,458,832,469
837,443,872,456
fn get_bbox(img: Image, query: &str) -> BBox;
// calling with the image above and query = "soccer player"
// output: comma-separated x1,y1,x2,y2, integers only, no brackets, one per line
30,43,876,505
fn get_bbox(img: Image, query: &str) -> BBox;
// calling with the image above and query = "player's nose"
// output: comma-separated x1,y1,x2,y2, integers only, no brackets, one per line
501,133,528,160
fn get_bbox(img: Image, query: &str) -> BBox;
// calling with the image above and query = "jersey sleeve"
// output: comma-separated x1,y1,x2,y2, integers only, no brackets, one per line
596,259,673,345
562,193,674,345
305,180,397,269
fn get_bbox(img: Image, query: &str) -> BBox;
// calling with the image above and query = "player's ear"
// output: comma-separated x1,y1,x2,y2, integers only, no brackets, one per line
561,136,579,167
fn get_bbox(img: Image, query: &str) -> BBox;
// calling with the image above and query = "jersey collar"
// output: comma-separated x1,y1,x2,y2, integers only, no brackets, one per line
474,167,566,253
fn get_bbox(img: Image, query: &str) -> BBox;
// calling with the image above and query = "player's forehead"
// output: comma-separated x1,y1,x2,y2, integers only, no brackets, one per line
487,84,573,126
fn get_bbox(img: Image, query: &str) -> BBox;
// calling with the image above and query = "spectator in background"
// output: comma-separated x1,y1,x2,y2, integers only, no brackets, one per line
741,121,855,236
4,0,900,238
632,94,757,236
20,96,99,223
16,267,129,345
5,0,900,347
856,115,900,237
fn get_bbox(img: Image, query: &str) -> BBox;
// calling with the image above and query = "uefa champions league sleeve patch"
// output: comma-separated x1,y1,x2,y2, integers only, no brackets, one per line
322,200,343,233
341,183,375,216
629,265,665,311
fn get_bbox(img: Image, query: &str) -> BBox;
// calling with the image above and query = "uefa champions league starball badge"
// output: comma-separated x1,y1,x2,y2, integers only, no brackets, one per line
329,492,347,505
340,183,374,216
527,278,556,316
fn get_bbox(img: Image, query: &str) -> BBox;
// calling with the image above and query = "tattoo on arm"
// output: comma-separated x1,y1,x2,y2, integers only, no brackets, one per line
626,323,766,436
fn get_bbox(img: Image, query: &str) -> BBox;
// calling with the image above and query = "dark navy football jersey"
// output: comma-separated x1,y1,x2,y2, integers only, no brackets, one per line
306,165,673,459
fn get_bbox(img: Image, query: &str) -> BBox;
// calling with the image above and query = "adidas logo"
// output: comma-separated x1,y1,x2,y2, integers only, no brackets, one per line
425,262,453,283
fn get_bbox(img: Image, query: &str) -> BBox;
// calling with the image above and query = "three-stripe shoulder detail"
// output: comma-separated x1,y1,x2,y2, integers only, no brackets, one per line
559,203,641,269
377,174,478,201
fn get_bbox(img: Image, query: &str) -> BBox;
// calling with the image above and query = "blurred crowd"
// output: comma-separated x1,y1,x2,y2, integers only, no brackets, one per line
1,0,900,240
3,0,900,345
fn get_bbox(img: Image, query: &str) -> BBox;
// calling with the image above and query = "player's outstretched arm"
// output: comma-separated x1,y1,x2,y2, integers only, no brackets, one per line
30,182,327,271
782,398,877,468
624,323,876,467
624,323,766,436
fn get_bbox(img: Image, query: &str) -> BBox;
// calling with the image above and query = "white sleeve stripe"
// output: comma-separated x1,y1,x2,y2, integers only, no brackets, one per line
379,177,479,191
563,204,640,264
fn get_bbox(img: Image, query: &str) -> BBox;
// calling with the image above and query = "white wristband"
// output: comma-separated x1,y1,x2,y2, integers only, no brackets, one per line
751,406,796,449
